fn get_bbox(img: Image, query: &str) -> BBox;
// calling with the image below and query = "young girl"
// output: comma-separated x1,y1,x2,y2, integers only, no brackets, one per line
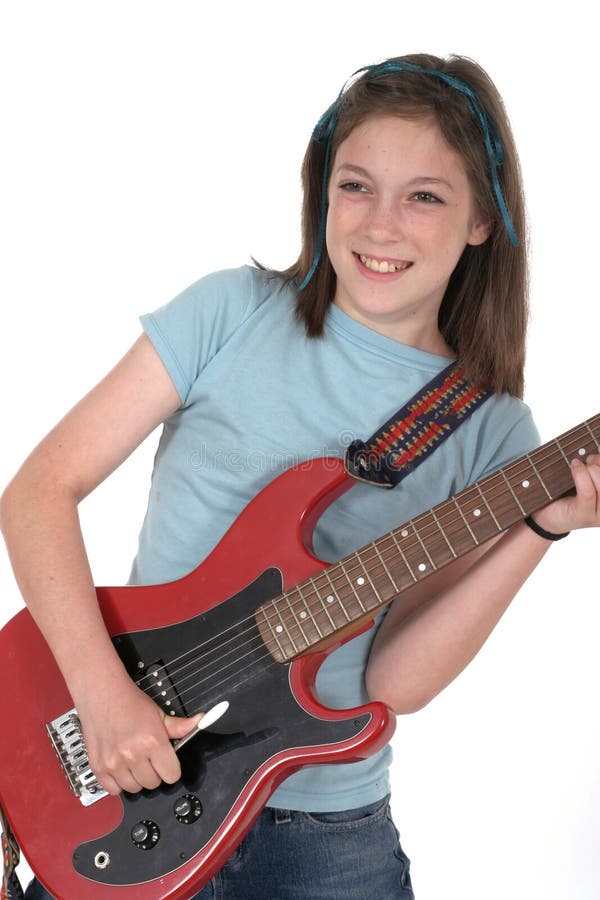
2,53,599,900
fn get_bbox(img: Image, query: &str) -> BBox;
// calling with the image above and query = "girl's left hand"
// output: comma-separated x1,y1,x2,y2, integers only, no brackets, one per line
533,453,600,535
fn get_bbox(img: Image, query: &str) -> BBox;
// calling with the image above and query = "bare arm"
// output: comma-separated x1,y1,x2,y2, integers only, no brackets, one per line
0,334,201,794
366,454,600,714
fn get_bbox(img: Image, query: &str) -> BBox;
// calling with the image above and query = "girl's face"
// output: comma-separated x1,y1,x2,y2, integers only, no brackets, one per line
326,114,490,353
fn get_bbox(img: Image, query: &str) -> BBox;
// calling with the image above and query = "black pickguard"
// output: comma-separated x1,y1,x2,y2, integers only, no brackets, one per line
72,568,371,886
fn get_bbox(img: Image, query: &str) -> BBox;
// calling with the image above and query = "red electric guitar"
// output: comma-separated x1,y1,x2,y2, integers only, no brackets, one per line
0,415,597,899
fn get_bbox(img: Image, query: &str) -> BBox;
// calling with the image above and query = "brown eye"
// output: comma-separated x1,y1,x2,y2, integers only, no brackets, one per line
412,191,441,203
340,182,366,192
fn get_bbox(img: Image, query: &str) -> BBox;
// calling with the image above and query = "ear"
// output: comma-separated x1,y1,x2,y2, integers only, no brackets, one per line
467,218,492,246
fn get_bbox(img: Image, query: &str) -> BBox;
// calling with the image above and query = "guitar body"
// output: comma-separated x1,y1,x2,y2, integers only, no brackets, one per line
0,459,394,899
4,410,597,898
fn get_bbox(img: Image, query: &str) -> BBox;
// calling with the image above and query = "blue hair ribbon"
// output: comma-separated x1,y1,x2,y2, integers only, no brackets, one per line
298,61,518,291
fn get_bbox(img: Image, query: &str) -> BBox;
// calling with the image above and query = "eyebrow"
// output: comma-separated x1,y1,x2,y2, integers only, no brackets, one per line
334,164,372,178
406,176,456,193
335,163,456,192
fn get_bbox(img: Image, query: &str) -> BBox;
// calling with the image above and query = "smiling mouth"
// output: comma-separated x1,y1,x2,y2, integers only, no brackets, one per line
358,254,413,274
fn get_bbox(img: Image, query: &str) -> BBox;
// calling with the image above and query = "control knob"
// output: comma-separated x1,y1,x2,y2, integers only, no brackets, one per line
131,820,160,850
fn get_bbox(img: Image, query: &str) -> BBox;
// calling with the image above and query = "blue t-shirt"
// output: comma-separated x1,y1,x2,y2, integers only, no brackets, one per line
132,265,539,811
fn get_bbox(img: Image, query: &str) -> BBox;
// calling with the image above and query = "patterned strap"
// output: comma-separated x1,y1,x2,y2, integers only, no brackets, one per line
344,362,491,488
1,803,23,900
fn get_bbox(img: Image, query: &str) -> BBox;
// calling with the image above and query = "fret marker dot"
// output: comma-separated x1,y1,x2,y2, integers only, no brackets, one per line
522,480,530,488
357,577,365,586
326,595,334,603
473,509,481,517
275,625,283,634
578,448,586,456
300,611,307,619
418,563,427,572
401,529,409,538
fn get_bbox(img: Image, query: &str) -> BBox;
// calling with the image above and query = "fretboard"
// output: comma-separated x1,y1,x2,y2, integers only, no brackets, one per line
256,414,599,663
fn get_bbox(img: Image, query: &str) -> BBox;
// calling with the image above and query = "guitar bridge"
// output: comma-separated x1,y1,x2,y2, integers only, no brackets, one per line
46,709,107,807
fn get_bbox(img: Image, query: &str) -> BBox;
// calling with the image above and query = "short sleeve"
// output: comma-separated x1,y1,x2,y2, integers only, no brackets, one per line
140,266,256,405
472,394,541,481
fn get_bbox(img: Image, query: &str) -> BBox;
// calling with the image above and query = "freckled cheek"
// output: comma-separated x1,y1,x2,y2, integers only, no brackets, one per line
434,240,469,281
326,203,362,247
415,217,464,254
401,206,421,227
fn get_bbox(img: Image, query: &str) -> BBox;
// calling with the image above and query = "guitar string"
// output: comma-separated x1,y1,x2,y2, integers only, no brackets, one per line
133,423,599,696
133,424,599,711
138,472,592,708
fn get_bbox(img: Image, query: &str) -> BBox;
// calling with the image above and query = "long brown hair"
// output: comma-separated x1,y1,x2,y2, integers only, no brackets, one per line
270,54,528,397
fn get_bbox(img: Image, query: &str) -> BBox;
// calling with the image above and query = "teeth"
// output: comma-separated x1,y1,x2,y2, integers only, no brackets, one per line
359,255,410,273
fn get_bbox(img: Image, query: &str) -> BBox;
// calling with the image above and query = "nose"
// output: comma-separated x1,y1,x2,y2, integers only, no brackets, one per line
363,195,405,243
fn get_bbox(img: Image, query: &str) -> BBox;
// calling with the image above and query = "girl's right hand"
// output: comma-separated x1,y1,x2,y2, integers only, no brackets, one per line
75,678,203,795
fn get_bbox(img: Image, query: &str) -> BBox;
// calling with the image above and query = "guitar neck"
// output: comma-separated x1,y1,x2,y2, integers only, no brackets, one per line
257,414,600,663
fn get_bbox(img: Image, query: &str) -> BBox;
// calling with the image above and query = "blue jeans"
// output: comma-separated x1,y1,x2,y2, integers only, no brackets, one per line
25,796,414,899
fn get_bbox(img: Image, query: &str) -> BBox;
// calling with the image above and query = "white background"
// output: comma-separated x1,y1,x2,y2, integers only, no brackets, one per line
1,2,598,898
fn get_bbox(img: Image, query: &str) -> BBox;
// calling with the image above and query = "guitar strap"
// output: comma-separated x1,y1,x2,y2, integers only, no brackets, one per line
1,803,23,900
344,361,492,488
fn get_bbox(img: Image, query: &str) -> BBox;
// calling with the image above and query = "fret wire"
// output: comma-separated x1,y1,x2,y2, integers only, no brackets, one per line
322,568,352,622
485,441,564,509
409,510,465,555
265,606,288,657
566,434,593,458
525,452,552,499
371,421,574,556
499,470,526,516
371,540,401,590
400,423,597,550
260,417,600,661
338,558,368,613
318,566,347,597
353,549,384,608
425,500,465,548
307,575,337,630
583,420,598,446
282,420,599,634
410,493,474,547
430,507,457,558
259,600,283,631
388,506,474,570
378,435,560,559
281,594,301,653
474,482,501,531
544,427,596,477
566,425,585,440
411,520,437,571
295,582,325,639
554,438,570,467
451,496,479,545
389,531,418,582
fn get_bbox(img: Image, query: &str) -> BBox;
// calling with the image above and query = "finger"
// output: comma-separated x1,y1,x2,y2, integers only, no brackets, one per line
585,453,600,475
163,711,204,741
150,713,204,784
95,771,122,796
96,765,144,795
148,744,182,785
571,458,596,506
143,721,184,785
585,455,600,514
129,758,163,791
